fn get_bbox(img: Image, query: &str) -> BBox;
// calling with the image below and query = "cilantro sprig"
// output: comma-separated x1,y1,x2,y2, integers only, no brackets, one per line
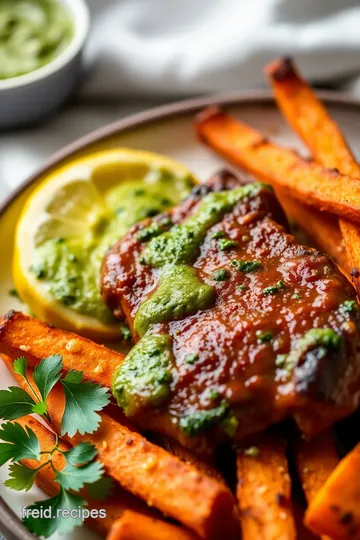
0,355,112,537
0,354,109,436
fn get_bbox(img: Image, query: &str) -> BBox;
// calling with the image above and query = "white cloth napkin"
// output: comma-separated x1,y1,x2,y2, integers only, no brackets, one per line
2,0,360,199
84,0,360,97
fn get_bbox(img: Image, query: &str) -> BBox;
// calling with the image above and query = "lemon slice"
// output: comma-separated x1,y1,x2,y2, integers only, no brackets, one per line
13,149,196,341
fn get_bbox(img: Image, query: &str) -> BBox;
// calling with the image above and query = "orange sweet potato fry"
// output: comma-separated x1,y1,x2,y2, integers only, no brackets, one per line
295,431,339,540
195,107,360,223
159,436,223,483
0,311,136,428
295,431,339,504
305,444,360,540
107,511,198,540
266,57,360,292
15,415,154,538
236,432,296,540
1,354,239,540
274,194,351,279
0,311,122,388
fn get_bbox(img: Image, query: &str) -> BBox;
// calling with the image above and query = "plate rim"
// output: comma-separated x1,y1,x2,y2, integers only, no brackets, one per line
1,88,360,540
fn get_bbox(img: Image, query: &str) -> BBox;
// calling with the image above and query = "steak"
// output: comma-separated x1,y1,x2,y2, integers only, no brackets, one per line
101,171,360,450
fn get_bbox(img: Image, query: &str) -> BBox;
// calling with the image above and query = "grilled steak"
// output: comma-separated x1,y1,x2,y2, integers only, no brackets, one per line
101,171,360,450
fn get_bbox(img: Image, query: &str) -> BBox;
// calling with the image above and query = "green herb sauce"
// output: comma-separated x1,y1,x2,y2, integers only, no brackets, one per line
112,334,173,417
284,328,342,372
134,265,215,337
142,183,264,268
113,182,269,427
31,169,195,323
0,0,74,80
179,401,229,437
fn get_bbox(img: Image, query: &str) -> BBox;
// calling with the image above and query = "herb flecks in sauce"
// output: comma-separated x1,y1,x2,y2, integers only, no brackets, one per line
32,168,195,324
263,280,286,296
256,330,273,343
134,266,215,337
230,260,262,273
142,184,263,268
0,0,73,80
218,238,238,251
179,401,229,437
340,300,358,315
112,334,174,417
285,328,343,373
212,268,230,281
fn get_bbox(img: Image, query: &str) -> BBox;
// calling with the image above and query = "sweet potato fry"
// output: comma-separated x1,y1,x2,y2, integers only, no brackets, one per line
266,57,360,292
236,432,296,540
159,436,223,482
195,107,360,223
0,311,122,388
211,160,351,276
15,415,154,538
107,511,198,540
1,354,239,539
295,431,339,504
276,195,351,279
0,311,137,428
305,443,360,540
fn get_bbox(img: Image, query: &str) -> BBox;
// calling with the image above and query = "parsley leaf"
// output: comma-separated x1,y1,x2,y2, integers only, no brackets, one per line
0,422,40,465
23,488,86,538
56,460,104,491
13,357,27,379
0,387,37,421
61,373,110,437
33,355,63,403
4,462,38,491
62,442,97,465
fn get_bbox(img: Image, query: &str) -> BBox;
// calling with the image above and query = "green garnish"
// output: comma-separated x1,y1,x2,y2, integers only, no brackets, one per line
263,280,286,296
185,353,199,364
275,354,287,367
236,284,247,292
285,328,342,373
256,330,273,343
218,238,238,251
137,223,162,242
112,334,173,417
221,415,239,437
120,323,132,342
230,260,262,272
292,293,301,299
29,263,46,280
244,446,260,457
8,288,22,302
340,300,358,314
208,388,221,400
179,401,229,436
0,356,111,538
212,269,230,281
212,231,225,239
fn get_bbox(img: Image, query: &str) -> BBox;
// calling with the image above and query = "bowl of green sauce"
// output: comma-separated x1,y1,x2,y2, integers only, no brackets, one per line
0,0,89,129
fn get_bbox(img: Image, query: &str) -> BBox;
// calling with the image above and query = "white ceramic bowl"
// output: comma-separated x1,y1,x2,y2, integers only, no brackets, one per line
0,0,90,130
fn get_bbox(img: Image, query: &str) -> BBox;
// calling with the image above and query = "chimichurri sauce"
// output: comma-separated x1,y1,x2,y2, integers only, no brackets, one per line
0,0,73,80
30,168,195,323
